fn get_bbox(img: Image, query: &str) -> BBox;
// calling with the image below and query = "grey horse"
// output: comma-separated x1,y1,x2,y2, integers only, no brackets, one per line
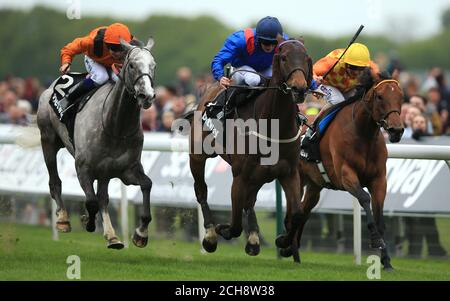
37,38,156,249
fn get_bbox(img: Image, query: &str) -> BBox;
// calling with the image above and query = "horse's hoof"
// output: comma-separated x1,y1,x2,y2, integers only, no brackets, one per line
279,247,293,258
81,214,96,232
383,261,394,272
245,242,260,256
275,234,289,249
56,221,71,233
107,237,124,250
369,238,386,249
132,231,148,248
86,220,96,233
202,238,217,253
215,224,232,240
292,249,301,264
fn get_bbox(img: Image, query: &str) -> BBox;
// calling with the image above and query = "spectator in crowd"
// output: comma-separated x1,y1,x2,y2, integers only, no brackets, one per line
171,95,187,119
400,103,411,127
157,110,175,132
426,87,448,134
175,66,194,96
402,75,420,103
141,105,159,131
411,114,431,141
402,105,421,139
409,95,440,134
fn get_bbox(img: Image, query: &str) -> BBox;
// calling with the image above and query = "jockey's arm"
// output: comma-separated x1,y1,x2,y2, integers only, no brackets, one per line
60,36,90,66
312,56,337,79
211,32,243,81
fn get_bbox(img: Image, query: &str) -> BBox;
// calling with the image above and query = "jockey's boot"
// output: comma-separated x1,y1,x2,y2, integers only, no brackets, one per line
59,78,96,121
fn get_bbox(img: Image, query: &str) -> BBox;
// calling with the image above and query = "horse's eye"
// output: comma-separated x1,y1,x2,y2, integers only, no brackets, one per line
129,63,135,69
281,55,287,62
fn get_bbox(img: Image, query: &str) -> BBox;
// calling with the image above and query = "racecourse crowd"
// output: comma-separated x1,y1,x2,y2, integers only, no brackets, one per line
1,63,450,139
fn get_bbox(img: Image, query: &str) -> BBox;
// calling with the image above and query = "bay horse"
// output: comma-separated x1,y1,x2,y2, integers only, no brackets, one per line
278,71,404,269
37,39,156,249
187,36,313,257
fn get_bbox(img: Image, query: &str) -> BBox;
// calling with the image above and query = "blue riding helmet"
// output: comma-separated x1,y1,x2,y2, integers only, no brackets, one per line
256,16,283,42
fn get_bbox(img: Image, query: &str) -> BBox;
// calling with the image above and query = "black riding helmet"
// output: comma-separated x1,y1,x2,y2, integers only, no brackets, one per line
256,16,283,44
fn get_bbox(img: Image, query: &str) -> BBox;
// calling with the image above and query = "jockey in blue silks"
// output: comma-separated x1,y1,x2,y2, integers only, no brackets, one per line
211,16,289,89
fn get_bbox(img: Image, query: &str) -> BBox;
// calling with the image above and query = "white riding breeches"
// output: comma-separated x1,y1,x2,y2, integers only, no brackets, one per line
84,56,118,85
316,84,345,105
231,65,272,87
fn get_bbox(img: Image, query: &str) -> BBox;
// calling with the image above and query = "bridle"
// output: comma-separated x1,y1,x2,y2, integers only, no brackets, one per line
116,46,155,99
357,79,401,129
275,40,309,87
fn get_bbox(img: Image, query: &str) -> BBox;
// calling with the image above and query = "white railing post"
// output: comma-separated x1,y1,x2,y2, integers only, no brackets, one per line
51,198,59,241
120,183,129,248
353,198,362,265
197,204,206,253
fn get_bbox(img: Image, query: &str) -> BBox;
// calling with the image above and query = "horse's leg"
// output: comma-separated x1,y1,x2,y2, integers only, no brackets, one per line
280,180,323,260
244,185,263,256
216,176,246,240
76,168,98,232
120,163,153,248
97,179,124,249
41,136,71,232
341,164,385,249
275,172,302,263
190,155,217,252
369,176,393,271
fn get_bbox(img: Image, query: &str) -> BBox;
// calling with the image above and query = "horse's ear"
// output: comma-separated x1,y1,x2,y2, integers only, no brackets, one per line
298,36,305,44
146,37,155,51
276,33,285,44
120,38,133,52
272,52,281,83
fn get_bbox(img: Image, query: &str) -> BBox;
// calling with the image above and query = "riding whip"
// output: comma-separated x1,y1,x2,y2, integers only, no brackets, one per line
322,25,364,79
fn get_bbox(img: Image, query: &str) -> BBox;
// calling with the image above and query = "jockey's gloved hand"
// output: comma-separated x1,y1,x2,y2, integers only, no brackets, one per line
309,79,319,91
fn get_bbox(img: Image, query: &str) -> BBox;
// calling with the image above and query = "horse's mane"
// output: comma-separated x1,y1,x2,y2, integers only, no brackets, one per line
346,68,392,103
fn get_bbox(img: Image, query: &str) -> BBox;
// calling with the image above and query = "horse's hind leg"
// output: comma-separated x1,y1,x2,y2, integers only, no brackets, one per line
76,168,98,232
369,177,393,271
40,133,71,232
120,163,153,248
97,179,124,249
341,165,385,250
190,155,217,252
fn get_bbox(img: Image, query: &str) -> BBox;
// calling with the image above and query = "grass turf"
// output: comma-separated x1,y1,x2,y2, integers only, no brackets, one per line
0,222,449,281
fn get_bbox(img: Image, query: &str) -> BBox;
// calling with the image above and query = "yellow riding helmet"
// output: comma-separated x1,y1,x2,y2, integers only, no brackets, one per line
343,43,370,67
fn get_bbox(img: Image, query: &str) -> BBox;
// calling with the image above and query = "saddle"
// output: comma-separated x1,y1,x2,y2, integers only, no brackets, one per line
300,99,350,162
202,87,264,138
49,72,101,142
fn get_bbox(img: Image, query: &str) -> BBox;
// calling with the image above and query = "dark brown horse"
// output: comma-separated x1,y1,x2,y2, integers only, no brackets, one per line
187,36,312,258
278,72,404,269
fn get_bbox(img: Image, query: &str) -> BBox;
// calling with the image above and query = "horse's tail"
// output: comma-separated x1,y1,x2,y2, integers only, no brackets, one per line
13,124,42,148
182,109,196,123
